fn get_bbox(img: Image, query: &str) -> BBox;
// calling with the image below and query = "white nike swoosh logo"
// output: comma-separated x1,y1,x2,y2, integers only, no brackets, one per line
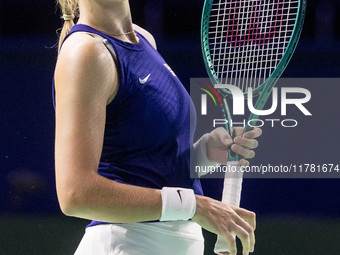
139,74,151,84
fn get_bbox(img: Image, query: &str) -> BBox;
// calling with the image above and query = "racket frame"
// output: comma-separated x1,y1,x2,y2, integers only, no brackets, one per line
200,0,307,160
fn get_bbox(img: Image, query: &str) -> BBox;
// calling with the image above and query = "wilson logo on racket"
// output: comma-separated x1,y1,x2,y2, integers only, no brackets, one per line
225,1,285,47
199,83,222,115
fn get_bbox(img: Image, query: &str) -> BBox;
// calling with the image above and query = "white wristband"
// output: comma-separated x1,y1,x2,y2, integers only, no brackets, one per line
159,187,196,221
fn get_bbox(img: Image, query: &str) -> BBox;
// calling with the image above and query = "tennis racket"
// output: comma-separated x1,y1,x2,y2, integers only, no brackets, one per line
200,0,306,253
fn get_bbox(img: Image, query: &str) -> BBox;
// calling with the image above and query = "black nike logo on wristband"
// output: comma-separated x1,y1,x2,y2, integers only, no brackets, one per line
177,190,183,203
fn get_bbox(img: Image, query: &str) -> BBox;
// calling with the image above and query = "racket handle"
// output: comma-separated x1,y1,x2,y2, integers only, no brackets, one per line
214,161,243,254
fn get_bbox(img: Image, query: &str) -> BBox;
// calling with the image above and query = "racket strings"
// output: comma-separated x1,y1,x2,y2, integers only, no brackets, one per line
207,0,299,92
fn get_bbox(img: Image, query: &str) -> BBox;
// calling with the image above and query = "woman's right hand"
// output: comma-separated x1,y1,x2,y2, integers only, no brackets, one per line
192,195,256,255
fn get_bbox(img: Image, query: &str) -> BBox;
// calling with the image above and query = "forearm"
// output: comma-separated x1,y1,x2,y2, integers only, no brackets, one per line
58,172,162,223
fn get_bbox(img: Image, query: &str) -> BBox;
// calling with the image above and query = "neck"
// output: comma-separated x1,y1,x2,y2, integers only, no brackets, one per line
78,0,138,43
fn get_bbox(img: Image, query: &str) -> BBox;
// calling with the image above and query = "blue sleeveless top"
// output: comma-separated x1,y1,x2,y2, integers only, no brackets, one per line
54,24,203,226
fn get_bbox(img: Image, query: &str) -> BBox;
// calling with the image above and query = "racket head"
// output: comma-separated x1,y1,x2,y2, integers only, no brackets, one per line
201,0,307,98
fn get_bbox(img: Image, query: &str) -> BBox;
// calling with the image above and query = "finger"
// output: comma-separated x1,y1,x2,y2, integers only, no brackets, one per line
233,127,244,137
232,207,256,252
231,144,255,159
234,136,259,150
221,231,237,255
213,127,233,146
251,233,255,253
243,127,262,139
231,224,250,255
249,230,255,253
233,208,256,231
234,217,255,253
239,159,249,167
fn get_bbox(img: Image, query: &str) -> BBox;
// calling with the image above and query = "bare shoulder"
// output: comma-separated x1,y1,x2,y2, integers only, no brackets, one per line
133,24,157,50
56,32,114,78
57,32,110,66
55,32,118,104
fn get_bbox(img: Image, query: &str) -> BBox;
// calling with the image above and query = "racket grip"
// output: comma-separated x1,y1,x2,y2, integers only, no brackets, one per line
214,161,243,254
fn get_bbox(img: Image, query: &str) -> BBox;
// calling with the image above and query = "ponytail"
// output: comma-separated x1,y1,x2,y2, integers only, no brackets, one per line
57,0,78,51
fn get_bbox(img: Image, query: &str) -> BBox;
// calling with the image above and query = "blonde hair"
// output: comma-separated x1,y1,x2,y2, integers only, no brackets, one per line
57,0,79,51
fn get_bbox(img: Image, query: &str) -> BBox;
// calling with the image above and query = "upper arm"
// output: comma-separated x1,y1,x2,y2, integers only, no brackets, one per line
54,34,118,197
133,24,157,50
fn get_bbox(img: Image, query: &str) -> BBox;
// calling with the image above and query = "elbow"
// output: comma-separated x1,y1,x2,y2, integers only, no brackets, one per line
59,198,76,217
57,187,84,217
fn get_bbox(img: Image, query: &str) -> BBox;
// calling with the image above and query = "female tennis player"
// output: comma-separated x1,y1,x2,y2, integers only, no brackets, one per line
54,1,262,255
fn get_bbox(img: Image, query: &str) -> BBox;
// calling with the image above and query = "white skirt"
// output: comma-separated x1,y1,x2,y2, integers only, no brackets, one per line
74,221,204,255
